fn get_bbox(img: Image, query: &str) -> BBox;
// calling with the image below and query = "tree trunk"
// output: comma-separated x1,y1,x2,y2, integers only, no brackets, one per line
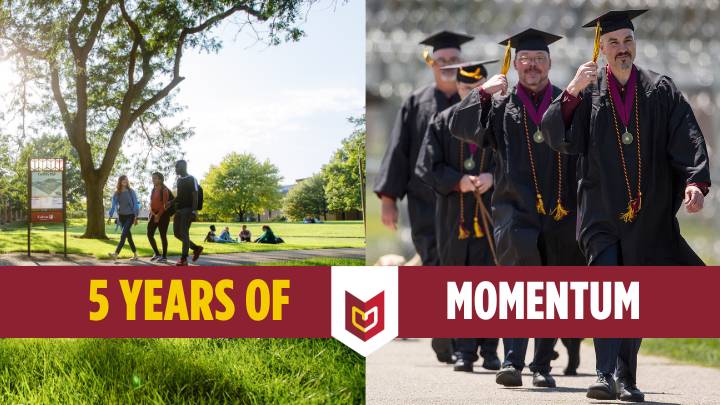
82,179,108,239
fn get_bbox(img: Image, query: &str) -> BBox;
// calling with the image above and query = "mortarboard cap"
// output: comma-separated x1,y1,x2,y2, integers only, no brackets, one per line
498,28,563,53
441,59,499,83
419,30,474,52
582,9,648,33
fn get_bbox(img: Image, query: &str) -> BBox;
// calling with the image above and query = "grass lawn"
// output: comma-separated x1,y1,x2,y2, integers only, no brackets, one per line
0,220,365,259
640,338,720,369
258,258,365,266
0,338,364,404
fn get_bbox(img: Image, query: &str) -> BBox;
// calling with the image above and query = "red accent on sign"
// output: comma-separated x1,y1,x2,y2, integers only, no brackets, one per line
345,291,384,341
0,267,330,338
398,266,720,338
31,210,64,223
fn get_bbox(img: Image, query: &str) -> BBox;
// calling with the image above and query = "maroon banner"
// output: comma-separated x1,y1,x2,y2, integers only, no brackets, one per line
398,266,720,338
31,210,64,223
0,266,330,338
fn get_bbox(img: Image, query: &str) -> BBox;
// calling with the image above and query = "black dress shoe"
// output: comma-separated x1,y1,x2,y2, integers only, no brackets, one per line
481,355,501,371
453,358,474,372
587,374,616,400
532,371,556,388
495,365,522,387
616,379,645,402
564,367,578,376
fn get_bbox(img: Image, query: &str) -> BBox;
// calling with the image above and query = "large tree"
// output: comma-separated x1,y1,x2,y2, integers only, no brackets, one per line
283,173,327,221
0,0,312,238
322,115,366,215
201,152,282,221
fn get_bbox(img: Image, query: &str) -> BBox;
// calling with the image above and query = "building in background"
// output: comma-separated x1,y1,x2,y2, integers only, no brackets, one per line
367,0,720,264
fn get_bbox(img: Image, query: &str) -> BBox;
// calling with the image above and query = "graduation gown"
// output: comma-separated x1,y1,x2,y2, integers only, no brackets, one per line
374,85,460,265
541,66,710,265
449,85,586,266
416,102,496,266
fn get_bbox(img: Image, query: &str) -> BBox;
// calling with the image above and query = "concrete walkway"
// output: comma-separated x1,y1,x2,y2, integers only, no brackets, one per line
0,247,365,266
366,338,720,404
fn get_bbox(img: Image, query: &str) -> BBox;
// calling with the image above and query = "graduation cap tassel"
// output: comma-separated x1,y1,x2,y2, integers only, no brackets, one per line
535,193,547,215
550,200,569,221
592,21,601,63
423,49,434,66
501,40,511,75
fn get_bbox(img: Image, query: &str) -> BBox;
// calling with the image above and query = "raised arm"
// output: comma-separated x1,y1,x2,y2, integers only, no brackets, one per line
542,61,597,155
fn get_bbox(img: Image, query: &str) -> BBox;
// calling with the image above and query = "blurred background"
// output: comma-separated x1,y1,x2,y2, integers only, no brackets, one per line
366,0,720,264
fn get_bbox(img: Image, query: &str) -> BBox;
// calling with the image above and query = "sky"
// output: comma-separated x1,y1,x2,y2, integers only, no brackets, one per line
0,0,365,186
172,0,365,184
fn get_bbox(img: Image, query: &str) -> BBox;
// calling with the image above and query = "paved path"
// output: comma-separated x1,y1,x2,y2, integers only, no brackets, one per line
366,338,720,404
0,247,364,266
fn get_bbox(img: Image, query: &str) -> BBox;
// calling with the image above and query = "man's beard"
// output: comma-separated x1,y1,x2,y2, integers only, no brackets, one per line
616,52,633,70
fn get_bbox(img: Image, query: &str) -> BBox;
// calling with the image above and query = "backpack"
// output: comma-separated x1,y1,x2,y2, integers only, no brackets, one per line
197,183,204,211
163,186,176,217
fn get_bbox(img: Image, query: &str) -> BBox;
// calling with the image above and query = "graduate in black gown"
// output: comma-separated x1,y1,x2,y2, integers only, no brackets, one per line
373,31,473,266
541,10,711,402
449,29,587,389
416,60,501,373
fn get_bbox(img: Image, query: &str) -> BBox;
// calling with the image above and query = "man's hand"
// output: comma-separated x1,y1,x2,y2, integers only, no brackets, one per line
458,175,478,193
482,74,508,96
567,61,598,97
153,213,160,223
380,196,399,231
476,173,494,194
134,217,139,226
684,185,705,213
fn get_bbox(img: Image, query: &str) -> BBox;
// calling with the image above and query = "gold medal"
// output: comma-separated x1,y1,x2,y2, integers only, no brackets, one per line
533,129,544,143
463,157,475,171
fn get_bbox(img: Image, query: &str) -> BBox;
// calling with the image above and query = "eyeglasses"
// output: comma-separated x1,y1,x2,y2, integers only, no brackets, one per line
517,55,548,65
433,57,462,67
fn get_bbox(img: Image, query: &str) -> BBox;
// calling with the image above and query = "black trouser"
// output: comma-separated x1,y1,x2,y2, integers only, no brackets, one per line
173,208,199,259
147,212,170,257
591,242,642,383
115,214,137,254
454,338,499,362
560,338,582,372
502,337,557,373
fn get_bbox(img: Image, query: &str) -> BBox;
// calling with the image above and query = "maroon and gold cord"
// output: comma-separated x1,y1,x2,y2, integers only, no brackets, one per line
458,141,487,240
521,106,569,220
608,81,643,222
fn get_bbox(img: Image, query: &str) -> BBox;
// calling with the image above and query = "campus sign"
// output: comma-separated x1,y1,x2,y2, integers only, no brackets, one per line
27,158,67,255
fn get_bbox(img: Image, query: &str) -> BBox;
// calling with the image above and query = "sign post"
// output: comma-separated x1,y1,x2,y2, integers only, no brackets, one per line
28,158,67,257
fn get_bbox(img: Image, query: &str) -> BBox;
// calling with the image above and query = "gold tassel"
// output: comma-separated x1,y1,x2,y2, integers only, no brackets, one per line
550,200,569,221
423,49,434,66
458,224,470,240
619,199,638,223
535,193,546,215
592,21,601,63
501,40,511,75
473,216,484,238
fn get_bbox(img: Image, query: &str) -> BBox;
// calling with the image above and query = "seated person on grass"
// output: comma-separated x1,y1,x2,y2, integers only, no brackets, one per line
255,225,284,244
239,225,252,242
217,226,237,243
204,225,217,243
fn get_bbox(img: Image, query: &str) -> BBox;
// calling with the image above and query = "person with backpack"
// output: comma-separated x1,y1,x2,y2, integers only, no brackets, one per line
173,160,204,266
107,175,140,260
147,172,173,262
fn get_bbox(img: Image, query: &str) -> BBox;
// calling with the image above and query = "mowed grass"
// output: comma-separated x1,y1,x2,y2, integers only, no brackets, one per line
0,220,365,259
0,338,364,404
640,338,720,369
259,258,365,266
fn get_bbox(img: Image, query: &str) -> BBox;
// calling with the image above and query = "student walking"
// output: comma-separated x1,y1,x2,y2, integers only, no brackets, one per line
173,160,204,266
147,172,173,263
108,175,140,260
